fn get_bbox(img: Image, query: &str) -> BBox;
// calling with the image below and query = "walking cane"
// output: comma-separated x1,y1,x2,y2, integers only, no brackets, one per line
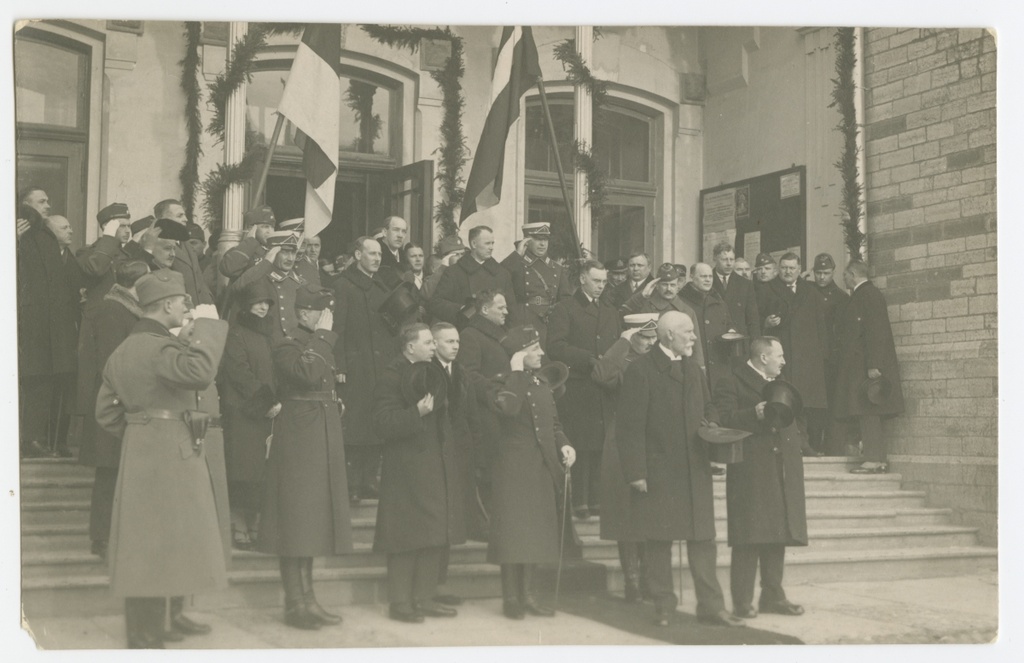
677,540,684,607
554,466,571,609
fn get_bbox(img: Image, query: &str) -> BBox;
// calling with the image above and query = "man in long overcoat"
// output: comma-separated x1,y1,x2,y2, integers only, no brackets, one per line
94,270,228,648
547,260,621,519
812,253,853,454
329,236,395,501
835,261,905,473
621,263,706,369
372,323,465,623
592,314,658,603
711,337,808,618
615,311,742,628
78,260,148,559
428,225,517,327
681,263,736,390
487,326,577,619
711,242,761,340
501,222,571,346
257,284,352,630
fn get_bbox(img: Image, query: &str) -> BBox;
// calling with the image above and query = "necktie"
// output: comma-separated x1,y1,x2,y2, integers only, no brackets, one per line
446,364,452,377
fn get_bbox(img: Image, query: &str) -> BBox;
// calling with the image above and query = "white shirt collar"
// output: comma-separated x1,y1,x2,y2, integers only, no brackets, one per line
439,359,452,373
853,279,868,292
582,292,595,304
747,360,774,382
659,343,682,361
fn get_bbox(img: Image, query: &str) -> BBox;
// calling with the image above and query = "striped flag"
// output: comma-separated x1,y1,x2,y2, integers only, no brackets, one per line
277,24,340,238
460,26,542,223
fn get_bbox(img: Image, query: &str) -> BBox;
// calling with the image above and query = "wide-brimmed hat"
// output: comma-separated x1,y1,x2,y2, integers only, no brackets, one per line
761,379,803,429
698,426,751,464
401,361,448,406
860,376,892,406
379,281,423,332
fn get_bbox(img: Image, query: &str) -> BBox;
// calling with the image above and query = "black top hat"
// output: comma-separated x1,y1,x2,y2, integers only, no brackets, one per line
860,376,892,406
761,379,803,429
535,361,569,397
379,280,423,331
401,360,448,407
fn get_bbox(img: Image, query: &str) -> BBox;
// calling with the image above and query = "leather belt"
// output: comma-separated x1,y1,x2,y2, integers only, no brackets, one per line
125,410,221,427
527,296,551,306
285,390,338,402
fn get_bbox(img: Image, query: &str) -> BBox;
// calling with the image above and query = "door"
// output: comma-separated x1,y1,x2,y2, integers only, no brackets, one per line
16,138,87,250
368,160,434,251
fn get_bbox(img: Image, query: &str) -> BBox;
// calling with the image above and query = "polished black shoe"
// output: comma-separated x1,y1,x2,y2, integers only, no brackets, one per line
522,597,555,617
417,601,458,617
654,608,672,627
432,594,464,606
22,440,57,459
759,599,805,616
171,613,212,636
285,606,322,630
389,604,425,623
697,609,746,627
306,598,343,625
733,605,758,619
503,600,525,620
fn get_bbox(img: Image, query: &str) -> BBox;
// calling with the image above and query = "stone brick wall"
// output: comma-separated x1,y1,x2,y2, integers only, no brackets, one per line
863,28,996,545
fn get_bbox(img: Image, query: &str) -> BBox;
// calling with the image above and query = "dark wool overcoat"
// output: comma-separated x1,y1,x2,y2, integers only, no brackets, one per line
711,363,808,547
547,290,621,452
257,328,353,556
615,346,717,542
458,314,510,471
713,271,762,339
680,282,735,390
815,279,850,360
428,252,518,326
437,357,488,541
218,311,277,483
371,356,466,553
758,278,830,409
78,285,140,468
330,265,395,446
95,318,228,597
487,371,579,564
833,281,906,418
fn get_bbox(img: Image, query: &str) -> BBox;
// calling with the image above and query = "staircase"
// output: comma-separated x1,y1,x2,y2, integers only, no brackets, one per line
21,456,997,618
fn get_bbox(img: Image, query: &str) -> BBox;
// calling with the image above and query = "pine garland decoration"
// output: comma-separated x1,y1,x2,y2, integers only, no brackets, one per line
345,80,383,153
829,27,866,259
201,129,268,239
572,140,607,211
178,22,203,221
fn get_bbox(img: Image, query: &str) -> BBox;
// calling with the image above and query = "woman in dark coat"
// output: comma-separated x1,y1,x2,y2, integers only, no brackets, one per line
487,326,577,620
78,260,149,559
219,279,281,549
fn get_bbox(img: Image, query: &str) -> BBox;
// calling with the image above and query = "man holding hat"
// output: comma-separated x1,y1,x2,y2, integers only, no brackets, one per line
372,323,465,623
153,199,215,307
711,242,761,341
94,270,228,648
621,263,706,369
219,205,277,283
257,282,352,630
229,231,307,341
835,261,905,474
681,262,738,391
592,313,659,604
710,336,808,619
501,222,571,347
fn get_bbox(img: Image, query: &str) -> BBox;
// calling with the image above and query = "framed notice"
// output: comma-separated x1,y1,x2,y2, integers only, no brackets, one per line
699,166,806,262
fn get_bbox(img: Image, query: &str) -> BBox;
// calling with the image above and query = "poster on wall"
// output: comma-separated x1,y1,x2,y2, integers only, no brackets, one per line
698,166,806,263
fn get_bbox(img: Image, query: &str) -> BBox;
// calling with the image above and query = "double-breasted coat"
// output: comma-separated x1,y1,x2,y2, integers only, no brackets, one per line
95,317,228,597
428,252,518,326
833,281,905,419
713,271,761,339
711,363,808,547
615,346,717,542
620,290,706,369
758,278,830,410
257,327,353,556
591,337,647,542
680,282,735,390
329,265,395,447
371,356,466,553
487,370,578,564
547,290,622,452
218,311,277,483
77,285,140,468
501,250,572,345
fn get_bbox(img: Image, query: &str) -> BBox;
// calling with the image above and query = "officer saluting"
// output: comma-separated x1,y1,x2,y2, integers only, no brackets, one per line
501,222,571,346
229,231,306,340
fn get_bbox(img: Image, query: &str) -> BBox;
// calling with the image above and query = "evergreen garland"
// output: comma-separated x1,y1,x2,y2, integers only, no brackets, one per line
344,80,383,153
201,129,268,239
178,22,203,221
572,140,607,212
829,27,866,259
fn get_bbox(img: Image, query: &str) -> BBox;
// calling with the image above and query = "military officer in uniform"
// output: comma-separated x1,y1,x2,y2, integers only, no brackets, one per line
501,222,572,347
229,232,306,342
219,206,277,284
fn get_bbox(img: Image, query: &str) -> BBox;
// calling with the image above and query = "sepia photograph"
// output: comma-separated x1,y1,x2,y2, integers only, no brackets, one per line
6,2,1007,656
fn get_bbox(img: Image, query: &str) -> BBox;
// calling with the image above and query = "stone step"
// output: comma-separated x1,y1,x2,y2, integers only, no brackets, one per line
20,507,959,551
21,545,997,619
21,525,979,579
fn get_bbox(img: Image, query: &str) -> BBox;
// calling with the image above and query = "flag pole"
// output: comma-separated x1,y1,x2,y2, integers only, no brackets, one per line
536,76,584,261
250,112,286,208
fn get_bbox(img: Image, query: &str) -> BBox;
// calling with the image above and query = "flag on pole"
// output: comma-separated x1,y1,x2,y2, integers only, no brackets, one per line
277,24,341,238
460,26,542,223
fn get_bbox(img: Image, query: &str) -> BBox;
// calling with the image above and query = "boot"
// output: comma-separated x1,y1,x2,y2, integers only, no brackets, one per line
280,557,321,630
619,542,642,604
501,565,524,619
301,557,342,625
125,598,164,649
520,564,554,616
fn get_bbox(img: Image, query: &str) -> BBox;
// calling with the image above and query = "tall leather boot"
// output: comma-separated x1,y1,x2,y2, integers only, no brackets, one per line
619,542,642,604
520,564,555,616
301,557,342,625
280,557,321,630
501,564,524,619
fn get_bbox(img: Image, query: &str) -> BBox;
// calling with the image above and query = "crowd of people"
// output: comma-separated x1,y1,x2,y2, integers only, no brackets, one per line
16,185,905,647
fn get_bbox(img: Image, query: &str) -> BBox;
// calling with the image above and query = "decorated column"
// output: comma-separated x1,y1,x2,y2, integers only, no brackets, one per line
573,26,593,252
218,21,248,256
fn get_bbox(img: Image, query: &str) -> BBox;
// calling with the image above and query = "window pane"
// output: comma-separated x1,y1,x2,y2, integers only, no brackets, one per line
595,204,646,263
15,38,87,129
524,102,574,174
247,68,393,156
594,109,649,182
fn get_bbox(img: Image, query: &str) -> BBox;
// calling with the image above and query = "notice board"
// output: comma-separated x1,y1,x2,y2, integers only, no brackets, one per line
699,166,806,265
